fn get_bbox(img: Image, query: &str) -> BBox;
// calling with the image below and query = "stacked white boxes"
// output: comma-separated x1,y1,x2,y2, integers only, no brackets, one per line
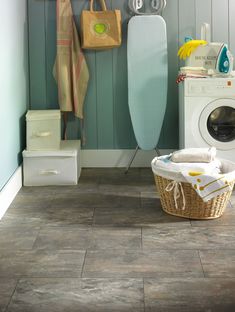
26,110,61,151
23,110,81,186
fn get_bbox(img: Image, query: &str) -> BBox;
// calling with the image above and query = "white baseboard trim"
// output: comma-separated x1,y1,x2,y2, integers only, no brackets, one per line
0,166,22,220
81,149,174,167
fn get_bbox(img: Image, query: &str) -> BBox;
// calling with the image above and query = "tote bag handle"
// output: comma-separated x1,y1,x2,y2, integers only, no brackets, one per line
90,0,107,12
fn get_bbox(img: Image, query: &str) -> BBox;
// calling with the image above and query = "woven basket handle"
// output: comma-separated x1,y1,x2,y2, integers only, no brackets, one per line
90,0,107,12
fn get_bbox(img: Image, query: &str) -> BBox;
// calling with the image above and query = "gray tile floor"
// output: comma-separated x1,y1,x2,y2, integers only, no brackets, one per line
0,168,235,311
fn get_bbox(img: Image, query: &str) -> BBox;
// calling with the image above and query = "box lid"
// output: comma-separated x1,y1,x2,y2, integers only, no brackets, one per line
23,140,80,158
26,110,61,121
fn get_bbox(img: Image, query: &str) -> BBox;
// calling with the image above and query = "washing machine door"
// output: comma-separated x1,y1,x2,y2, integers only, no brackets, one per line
199,98,235,150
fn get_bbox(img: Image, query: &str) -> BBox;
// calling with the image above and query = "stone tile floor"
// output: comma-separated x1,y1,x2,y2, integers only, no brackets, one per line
0,168,235,311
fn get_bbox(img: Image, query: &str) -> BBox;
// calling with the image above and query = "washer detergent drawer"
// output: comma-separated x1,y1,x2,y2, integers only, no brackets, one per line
23,141,81,186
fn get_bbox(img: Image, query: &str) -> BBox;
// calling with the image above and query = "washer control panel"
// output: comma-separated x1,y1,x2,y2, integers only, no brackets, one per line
185,78,235,97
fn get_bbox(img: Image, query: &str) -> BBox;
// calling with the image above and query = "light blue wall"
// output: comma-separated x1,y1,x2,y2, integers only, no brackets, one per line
0,0,29,190
28,0,235,150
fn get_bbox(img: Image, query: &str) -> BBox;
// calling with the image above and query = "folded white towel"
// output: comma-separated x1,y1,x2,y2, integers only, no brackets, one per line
171,147,216,163
152,154,221,175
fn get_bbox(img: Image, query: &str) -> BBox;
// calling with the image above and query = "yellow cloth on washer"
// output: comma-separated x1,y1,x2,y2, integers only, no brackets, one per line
181,170,231,202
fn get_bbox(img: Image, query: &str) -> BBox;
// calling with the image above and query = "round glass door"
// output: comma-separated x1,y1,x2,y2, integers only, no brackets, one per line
207,106,235,142
199,99,235,150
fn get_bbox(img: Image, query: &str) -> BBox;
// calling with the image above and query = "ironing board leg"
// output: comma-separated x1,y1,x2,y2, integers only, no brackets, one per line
125,145,139,174
155,147,161,156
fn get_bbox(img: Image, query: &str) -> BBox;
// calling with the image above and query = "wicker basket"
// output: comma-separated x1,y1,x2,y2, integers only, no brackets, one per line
154,174,234,220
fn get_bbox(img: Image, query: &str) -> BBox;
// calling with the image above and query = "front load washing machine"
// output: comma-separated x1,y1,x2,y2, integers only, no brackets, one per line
179,77,235,162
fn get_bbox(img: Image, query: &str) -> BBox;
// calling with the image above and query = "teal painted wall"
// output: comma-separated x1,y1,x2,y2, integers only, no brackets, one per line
0,0,29,190
28,0,235,150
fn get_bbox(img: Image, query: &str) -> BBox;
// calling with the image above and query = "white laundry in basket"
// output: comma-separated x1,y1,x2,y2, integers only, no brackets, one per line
151,155,235,202
151,154,221,181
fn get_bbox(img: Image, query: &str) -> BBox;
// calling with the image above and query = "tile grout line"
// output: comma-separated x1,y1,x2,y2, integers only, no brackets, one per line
143,278,146,312
4,278,19,312
197,250,206,278
31,226,43,250
91,207,96,227
141,227,143,249
80,250,87,278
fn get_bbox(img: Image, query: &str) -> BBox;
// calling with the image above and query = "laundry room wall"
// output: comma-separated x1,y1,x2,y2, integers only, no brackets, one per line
28,0,235,150
0,0,29,190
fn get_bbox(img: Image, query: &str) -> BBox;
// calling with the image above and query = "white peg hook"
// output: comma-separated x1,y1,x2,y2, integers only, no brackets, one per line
201,23,211,42
136,0,144,9
151,0,166,13
128,0,144,15
129,0,166,15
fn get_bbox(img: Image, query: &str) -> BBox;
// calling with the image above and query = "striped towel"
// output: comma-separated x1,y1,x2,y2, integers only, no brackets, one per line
54,0,89,119
182,170,232,202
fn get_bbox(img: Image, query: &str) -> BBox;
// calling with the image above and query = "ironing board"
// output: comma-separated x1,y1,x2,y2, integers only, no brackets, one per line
127,15,168,150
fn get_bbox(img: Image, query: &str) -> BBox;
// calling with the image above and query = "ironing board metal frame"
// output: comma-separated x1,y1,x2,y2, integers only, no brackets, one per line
125,145,161,174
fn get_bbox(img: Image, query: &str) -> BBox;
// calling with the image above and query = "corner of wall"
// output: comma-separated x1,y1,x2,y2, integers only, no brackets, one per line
0,166,22,220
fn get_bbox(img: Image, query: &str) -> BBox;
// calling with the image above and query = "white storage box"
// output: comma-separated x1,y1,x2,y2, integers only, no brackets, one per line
23,140,81,186
26,110,61,151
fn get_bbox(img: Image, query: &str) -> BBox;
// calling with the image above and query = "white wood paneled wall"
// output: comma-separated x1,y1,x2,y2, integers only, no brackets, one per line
229,0,235,55
28,0,235,150
176,0,235,56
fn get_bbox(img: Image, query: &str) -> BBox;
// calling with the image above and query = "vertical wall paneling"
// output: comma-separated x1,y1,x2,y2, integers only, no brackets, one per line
178,0,196,45
195,0,212,39
112,0,136,149
96,0,114,148
229,0,235,60
62,1,82,141
159,0,179,149
178,0,196,70
28,0,234,150
28,0,47,108
82,50,98,148
212,0,229,43
45,0,58,109
72,0,98,147
96,50,114,148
